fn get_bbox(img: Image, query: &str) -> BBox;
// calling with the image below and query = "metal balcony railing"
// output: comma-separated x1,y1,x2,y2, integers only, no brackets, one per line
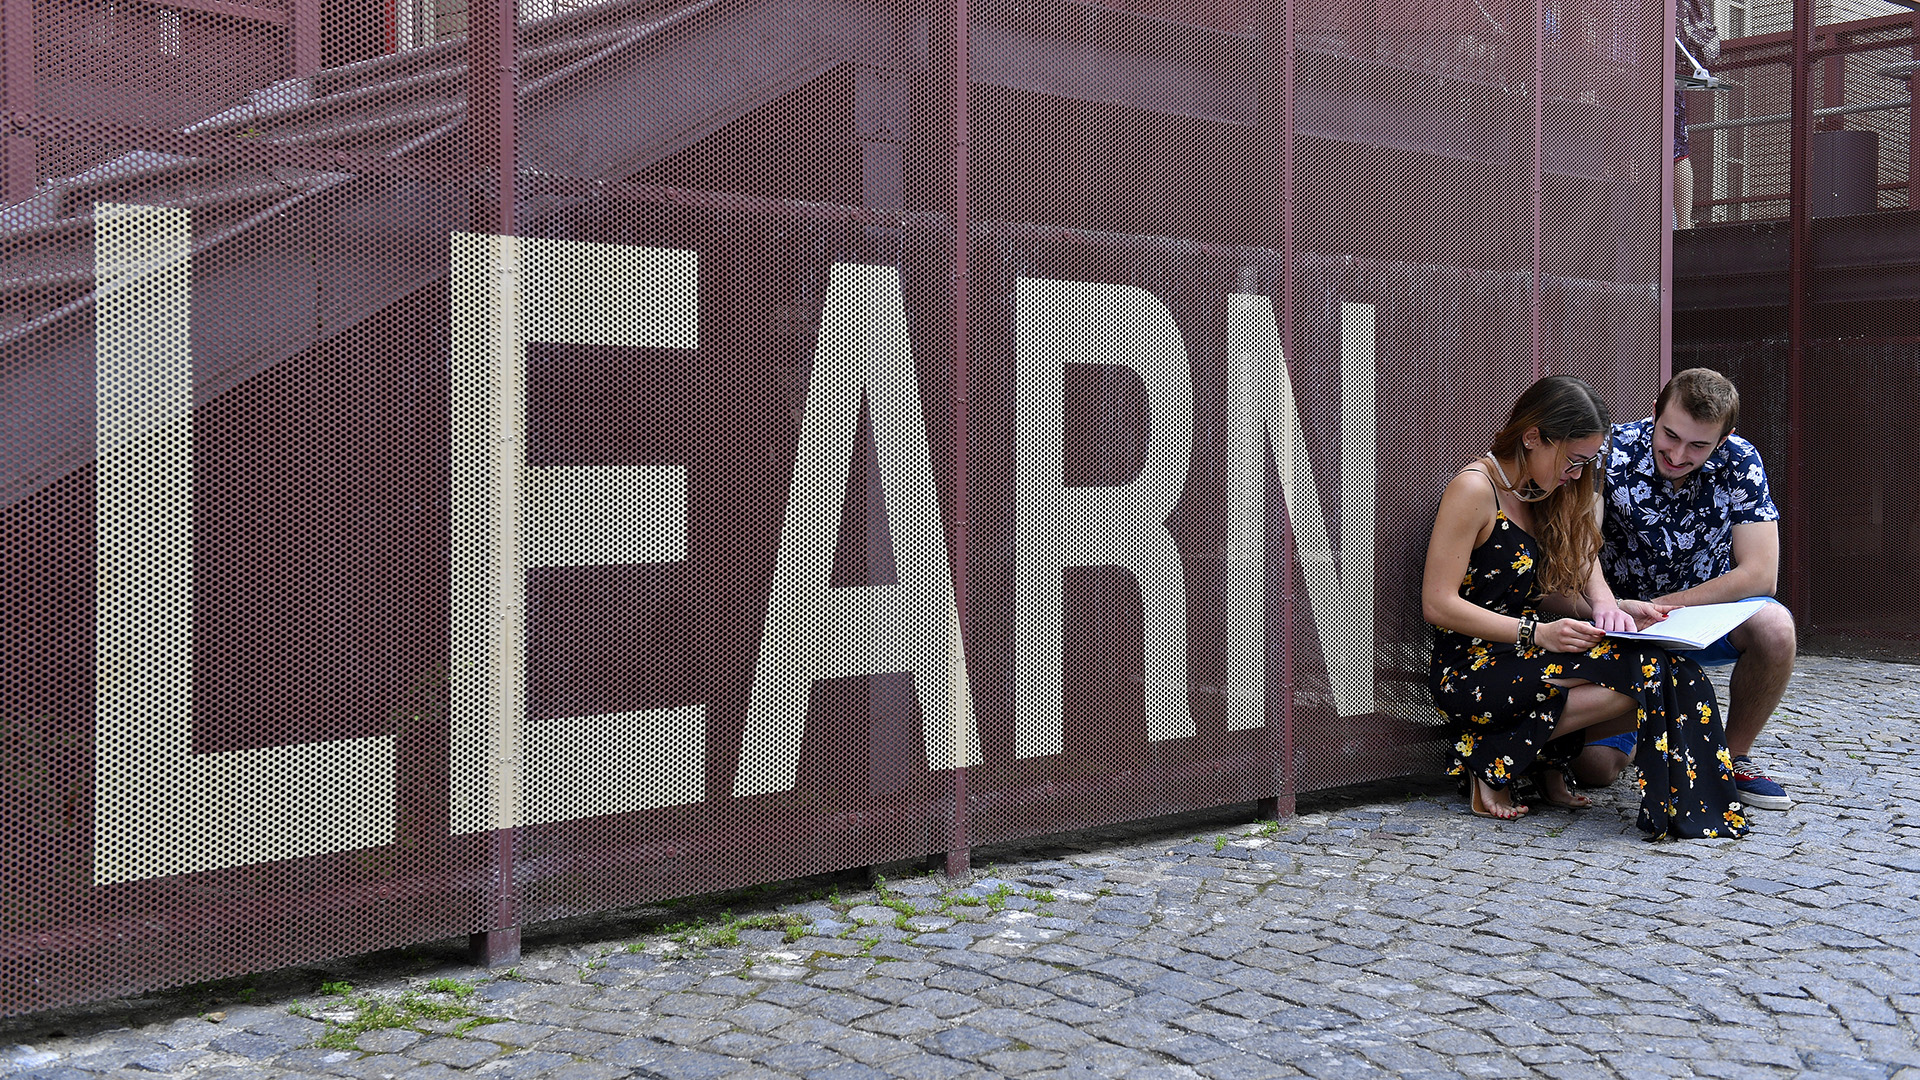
1687,7,1917,222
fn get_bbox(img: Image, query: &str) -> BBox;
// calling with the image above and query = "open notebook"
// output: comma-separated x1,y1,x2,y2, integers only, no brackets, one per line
1608,598,1769,650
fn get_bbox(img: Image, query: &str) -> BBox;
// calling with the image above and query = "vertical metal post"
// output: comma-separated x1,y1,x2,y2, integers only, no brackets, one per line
945,0,971,880
1277,0,1297,814
1532,0,1546,379
468,0,521,968
1786,0,1810,620
1820,35,1842,131
2,0,33,207
1910,10,1918,210
1661,0,1676,387
291,0,321,76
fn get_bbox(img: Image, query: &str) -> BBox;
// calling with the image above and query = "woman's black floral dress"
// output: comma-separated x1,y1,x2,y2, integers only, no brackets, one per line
1429,507,1749,839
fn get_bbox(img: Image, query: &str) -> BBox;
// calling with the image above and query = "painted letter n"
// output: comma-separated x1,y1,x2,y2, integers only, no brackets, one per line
1226,294,1377,727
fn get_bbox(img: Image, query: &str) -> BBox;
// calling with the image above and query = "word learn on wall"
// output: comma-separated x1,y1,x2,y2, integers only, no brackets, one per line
90,205,1377,886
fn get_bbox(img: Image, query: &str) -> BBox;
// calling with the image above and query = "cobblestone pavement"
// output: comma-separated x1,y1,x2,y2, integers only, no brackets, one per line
6,654,1918,1080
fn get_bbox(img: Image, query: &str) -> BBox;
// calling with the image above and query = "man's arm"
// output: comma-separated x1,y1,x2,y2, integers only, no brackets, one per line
1652,520,1779,606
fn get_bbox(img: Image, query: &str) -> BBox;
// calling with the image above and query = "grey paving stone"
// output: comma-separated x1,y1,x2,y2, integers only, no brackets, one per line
974,984,1053,1009
473,1051,571,1079
348,1030,421,1056
810,997,886,1026
413,1038,502,1069
151,1023,223,1052
915,1029,1006,1061
466,1024,555,1049
1140,973,1230,1004
1413,1029,1502,1056
642,1051,747,1080
1195,1055,1305,1080
204,1036,289,1062
173,1067,278,1080
544,1064,629,1080
698,1033,777,1061
845,981,919,1008
974,1049,1061,1076
802,1064,886,1080
877,1055,971,1080
1158,1035,1235,1065
795,1035,895,1070
12,1068,96,1080
846,1010,942,1041
307,1052,399,1080
239,1020,328,1047
1289,1052,1393,1080
754,1045,843,1073
129,1052,206,1074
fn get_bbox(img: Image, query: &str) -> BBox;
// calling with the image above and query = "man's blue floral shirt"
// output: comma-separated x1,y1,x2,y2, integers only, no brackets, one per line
1600,417,1778,601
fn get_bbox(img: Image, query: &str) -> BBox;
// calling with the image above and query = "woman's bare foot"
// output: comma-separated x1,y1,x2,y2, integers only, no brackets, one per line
1537,768,1593,809
1471,776,1529,819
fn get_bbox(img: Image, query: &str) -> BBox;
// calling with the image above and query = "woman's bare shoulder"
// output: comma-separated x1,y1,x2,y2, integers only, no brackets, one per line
1441,463,1499,506
1432,463,1501,541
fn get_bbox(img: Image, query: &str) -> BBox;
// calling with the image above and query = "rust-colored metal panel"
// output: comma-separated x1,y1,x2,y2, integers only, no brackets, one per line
2,0,1669,1016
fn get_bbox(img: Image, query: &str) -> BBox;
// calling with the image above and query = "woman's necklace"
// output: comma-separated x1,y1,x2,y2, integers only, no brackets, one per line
1486,453,1550,502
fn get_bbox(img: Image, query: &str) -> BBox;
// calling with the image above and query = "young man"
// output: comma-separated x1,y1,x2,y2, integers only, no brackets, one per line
1575,369,1798,809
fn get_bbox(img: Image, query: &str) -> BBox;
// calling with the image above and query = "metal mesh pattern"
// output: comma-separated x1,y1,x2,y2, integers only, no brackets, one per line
1675,336,1920,655
1698,10,1915,222
3,0,1664,1014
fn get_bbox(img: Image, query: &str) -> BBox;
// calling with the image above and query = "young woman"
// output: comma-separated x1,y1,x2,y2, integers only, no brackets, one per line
1422,376,1746,838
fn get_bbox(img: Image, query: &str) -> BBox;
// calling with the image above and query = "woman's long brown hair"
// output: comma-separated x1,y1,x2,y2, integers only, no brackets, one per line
1489,376,1609,598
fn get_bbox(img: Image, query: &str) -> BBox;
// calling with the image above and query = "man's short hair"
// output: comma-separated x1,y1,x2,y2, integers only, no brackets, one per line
1656,368,1739,437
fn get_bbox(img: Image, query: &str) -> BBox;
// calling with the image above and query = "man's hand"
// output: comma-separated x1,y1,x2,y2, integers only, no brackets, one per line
1617,598,1679,631
1589,603,1635,634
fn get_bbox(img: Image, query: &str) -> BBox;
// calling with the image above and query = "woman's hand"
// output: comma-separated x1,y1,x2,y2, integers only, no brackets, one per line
1617,598,1679,630
1537,617,1606,653
1588,602,1635,634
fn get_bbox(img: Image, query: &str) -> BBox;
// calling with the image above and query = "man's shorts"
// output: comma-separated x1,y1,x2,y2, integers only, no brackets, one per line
1590,731,1638,756
1585,596,1787,754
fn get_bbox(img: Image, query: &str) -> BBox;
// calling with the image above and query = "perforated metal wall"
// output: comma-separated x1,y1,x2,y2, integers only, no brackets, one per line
1,0,1666,1014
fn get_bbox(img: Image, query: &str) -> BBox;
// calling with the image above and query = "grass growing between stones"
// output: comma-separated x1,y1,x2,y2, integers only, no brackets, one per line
307,980,500,1050
655,911,810,954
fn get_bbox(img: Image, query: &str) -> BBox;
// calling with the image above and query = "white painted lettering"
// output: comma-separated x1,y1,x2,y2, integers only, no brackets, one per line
734,263,980,797
1013,277,1197,758
92,203,395,885
1225,294,1377,723
450,233,704,832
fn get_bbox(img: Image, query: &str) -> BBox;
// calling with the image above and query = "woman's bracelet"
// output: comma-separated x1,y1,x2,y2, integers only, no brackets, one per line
1516,615,1537,650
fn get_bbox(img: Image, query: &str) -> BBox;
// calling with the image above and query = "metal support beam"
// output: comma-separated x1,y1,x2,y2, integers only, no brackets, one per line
467,0,522,969
2,0,33,207
1532,0,1545,378
1280,0,1298,815
1661,0,1676,386
1787,0,1810,622
945,0,973,882
1255,796,1294,820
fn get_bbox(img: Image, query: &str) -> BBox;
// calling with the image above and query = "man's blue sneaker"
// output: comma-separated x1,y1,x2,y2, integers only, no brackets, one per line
1732,755,1793,811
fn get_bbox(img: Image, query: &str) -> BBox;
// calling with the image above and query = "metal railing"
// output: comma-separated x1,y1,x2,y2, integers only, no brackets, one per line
1685,8,1917,221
